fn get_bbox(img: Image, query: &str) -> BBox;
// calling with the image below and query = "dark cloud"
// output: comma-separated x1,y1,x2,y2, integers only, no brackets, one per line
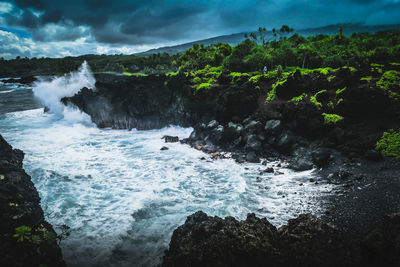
5,8,39,29
2,0,400,45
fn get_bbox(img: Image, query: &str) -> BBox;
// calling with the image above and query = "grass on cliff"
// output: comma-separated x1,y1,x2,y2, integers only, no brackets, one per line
310,90,326,108
376,70,400,100
122,72,148,77
322,113,344,124
376,129,400,158
290,93,307,103
196,83,212,90
188,65,222,89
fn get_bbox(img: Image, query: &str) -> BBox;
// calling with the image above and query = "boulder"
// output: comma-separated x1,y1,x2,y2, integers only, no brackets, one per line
245,134,262,151
244,120,262,133
278,214,349,267
189,130,198,140
276,131,295,152
246,152,260,163
163,211,280,267
289,147,314,171
223,122,243,141
207,120,219,129
210,125,225,143
264,120,282,135
311,148,331,167
162,135,179,143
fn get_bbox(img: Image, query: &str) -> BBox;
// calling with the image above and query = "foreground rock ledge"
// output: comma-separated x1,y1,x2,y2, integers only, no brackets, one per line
163,211,400,267
0,135,65,267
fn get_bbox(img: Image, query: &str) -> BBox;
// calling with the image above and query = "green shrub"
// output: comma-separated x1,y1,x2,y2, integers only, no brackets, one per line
249,71,278,84
266,89,276,102
266,71,292,102
276,65,283,77
249,74,262,84
322,113,344,124
193,77,201,84
327,75,336,82
342,66,357,72
196,83,211,90
313,67,335,75
204,77,216,84
376,70,400,100
376,129,400,158
336,87,347,95
360,76,373,82
13,226,32,242
122,72,147,77
310,90,327,108
290,93,307,102
166,71,179,77
229,72,250,82
371,63,383,74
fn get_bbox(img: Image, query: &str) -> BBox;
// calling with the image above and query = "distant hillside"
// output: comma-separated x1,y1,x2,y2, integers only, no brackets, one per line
136,23,400,56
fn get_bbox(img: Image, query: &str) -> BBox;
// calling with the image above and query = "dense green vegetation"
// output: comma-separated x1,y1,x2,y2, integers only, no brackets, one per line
376,129,400,158
0,53,178,77
175,28,400,73
1,27,399,79
172,28,399,107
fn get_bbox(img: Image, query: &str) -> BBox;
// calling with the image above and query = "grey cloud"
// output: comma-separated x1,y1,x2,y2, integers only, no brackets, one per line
2,0,400,45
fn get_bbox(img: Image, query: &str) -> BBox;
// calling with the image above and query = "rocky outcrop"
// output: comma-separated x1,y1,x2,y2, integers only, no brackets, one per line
0,135,65,267
163,211,400,267
1,76,37,86
61,73,259,130
62,68,399,166
185,68,400,166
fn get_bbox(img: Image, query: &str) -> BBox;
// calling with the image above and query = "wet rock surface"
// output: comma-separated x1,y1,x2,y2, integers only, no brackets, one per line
0,135,65,267
1,76,37,86
163,211,400,267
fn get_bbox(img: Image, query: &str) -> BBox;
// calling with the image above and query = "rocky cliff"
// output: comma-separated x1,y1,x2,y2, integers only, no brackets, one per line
62,72,259,130
0,135,65,267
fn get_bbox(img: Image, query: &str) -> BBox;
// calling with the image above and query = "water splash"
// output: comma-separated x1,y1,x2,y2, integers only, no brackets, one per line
32,61,95,122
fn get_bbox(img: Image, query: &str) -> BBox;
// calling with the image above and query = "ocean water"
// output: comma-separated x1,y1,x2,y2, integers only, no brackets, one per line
0,63,335,266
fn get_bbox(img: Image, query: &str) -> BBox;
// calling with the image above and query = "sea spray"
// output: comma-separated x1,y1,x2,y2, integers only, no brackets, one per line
32,61,95,122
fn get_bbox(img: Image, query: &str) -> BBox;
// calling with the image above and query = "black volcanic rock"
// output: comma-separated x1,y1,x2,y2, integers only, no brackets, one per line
163,211,400,267
163,211,281,267
61,73,259,130
1,76,37,86
0,135,65,267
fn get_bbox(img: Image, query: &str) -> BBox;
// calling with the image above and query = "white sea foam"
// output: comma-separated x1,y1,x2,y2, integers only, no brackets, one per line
0,89,14,93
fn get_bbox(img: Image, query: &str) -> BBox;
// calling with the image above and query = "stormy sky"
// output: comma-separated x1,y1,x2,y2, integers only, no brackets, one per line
0,0,399,59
